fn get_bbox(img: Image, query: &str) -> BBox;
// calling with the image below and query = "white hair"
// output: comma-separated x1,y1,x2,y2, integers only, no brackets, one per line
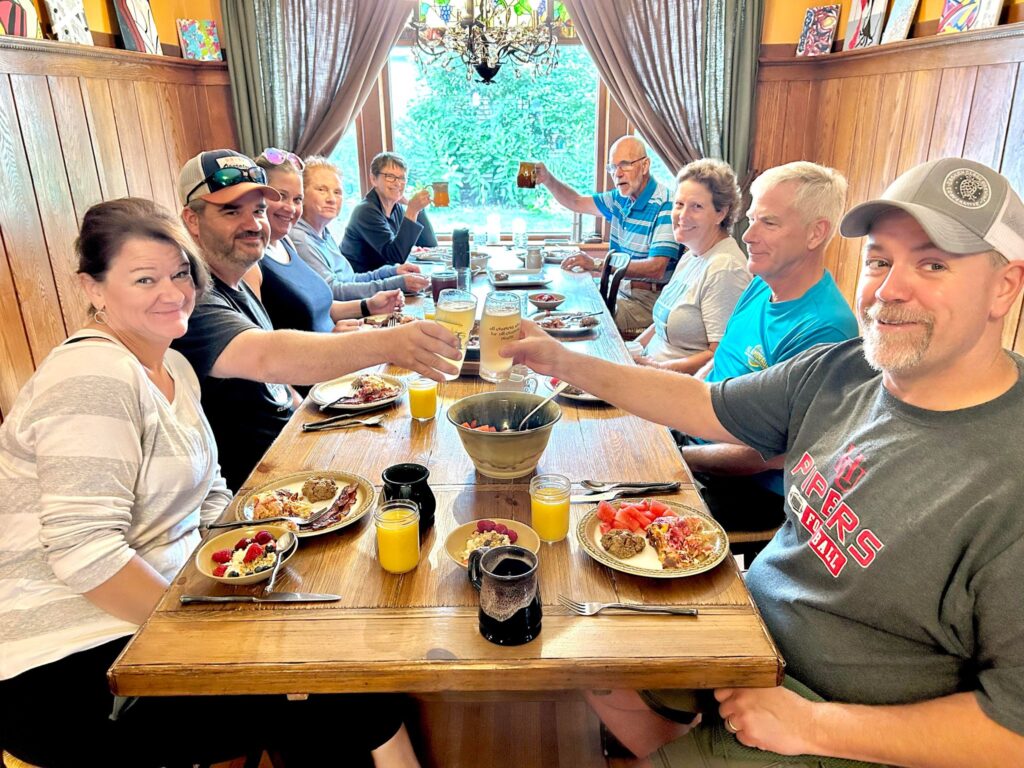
751,161,848,243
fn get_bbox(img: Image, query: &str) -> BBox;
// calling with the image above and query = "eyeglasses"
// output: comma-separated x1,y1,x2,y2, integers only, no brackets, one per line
259,147,305,171
186,166,268,204
379,172,408,186
606,157,648,175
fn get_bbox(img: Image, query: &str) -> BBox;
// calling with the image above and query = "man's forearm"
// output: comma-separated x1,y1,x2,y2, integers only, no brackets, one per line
626,257,669,280
808,693,1024,768
543,174,597,214
213,328,388,385
555,350,735,442
680,443,784,475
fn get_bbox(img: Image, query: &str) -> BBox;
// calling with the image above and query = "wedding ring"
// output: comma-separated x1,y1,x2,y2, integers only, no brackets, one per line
724,718,739,734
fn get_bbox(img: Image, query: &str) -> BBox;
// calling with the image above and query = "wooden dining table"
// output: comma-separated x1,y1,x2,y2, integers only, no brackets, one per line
109,250,783,765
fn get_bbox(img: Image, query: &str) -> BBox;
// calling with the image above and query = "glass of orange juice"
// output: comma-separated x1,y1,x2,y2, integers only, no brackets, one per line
408,377,438,421
529,474,571,543
374,500,420,574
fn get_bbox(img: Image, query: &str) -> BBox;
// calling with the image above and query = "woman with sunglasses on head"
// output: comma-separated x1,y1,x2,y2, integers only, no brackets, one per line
290,155,430,300
341,151,438,273
0,199,420,767
247,148,403,335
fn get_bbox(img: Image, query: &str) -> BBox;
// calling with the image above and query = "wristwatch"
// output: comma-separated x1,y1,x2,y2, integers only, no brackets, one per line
593,257,605,271
359,299,371,318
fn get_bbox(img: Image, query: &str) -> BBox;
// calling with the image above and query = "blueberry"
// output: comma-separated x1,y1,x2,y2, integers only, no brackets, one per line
254,564,270,573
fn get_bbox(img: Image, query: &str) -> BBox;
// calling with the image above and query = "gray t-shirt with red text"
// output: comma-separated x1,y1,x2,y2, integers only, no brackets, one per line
710,339,1024,736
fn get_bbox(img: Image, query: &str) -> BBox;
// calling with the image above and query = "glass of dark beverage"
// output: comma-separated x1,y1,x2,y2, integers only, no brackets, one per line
467,545,541,646
431,269,458,303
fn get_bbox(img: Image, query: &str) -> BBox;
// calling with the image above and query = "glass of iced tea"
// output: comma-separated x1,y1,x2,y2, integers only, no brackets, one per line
434,288,478,381
431,268,458,303
517,161,537,189
479,292,521,383
432,182,449,207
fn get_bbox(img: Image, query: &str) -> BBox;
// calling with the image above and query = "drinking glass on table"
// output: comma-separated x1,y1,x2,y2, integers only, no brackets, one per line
374,499,420,574
434,288,477,381
479,291,521,383
431,268,458,302
530,474,571,543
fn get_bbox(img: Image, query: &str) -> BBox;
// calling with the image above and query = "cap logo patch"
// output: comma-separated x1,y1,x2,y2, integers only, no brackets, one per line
215,156,253,171
942,168,990,209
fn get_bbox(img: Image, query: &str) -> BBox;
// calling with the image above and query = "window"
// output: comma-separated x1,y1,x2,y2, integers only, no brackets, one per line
635,131,679,192
326,126,362,244
388,46,601,235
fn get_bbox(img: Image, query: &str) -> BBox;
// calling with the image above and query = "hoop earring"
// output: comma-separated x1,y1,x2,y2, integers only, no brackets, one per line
94,308,108,325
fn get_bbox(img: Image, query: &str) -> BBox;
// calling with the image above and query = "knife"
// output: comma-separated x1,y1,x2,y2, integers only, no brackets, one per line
180,592,341,604
570,482,680,504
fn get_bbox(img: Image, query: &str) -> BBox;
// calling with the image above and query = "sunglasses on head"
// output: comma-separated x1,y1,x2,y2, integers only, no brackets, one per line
186,166,268,204
260,147,305,171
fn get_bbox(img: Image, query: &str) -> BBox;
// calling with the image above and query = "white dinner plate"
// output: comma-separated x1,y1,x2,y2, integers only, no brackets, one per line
488,267,550,288
575,500,729,579
309,373,407,410
543,376,603,403
529,310,600,336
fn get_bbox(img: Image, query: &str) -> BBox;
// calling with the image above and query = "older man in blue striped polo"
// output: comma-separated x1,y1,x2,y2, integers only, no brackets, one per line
536,136,680,333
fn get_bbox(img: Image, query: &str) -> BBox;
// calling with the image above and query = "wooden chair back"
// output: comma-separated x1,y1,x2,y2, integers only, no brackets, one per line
599,251,631,316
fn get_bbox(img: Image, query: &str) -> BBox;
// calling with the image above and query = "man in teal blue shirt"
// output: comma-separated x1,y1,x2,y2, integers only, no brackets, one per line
678,162,859,531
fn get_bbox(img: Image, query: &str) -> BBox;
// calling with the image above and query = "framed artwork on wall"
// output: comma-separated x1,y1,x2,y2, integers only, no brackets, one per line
880,0,921,43
843,0,888,50
41,0,92,45
114,0,161,55
176,18,222,61
0,0,43,38
796,5,841,56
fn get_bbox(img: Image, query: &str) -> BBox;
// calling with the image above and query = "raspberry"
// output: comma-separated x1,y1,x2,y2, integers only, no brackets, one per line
476,520,489,533
254,530,274,545
479,520,496,532
494,523,508,535
234,537,251,551
243,542,264,563
211,549,233,564
507,530,519,544
213,564,228,577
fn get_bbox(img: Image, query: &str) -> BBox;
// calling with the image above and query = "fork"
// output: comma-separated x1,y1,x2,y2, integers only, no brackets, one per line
578,480,680,494
557,594,698,617
302,414,386,433
205,502,337,531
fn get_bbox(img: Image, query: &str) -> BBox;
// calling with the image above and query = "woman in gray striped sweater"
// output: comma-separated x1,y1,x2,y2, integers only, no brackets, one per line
0,199,418,768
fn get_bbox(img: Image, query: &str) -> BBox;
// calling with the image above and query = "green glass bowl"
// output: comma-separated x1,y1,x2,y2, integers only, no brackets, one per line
447,391,562,479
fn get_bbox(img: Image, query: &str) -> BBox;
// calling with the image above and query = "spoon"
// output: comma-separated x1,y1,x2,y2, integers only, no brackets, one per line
264,532,296,593
517,381,569,431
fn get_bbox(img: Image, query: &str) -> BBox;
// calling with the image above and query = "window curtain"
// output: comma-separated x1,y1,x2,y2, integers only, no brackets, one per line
562,0,763,184
221,0,416,158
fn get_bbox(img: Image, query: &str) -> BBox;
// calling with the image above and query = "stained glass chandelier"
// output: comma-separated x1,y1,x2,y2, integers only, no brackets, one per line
410,1,571,84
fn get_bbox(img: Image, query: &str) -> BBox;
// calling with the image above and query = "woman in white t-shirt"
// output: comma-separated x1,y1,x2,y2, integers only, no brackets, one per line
635,159,751,373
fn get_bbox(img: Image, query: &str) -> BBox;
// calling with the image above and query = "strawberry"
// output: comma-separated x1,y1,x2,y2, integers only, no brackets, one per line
234,537,250,551
243,542,264,563
254,530,274,545
213,564,228,577
211,549,233,564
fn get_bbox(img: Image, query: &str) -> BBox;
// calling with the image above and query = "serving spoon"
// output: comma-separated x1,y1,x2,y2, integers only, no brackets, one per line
517,381,569,431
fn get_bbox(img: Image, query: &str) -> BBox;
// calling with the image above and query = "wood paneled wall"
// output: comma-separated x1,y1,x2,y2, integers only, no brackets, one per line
0,37,238,421
752,23,1024,354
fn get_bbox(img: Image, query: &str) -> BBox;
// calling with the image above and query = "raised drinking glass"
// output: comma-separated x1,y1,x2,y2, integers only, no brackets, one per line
434,288,478,381
479,291,521,383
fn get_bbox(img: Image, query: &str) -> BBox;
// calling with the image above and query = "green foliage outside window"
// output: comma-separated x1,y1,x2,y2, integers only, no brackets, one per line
390,45,600,232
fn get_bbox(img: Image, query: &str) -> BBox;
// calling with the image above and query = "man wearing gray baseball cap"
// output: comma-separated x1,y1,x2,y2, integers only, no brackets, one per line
502,157,1024,766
